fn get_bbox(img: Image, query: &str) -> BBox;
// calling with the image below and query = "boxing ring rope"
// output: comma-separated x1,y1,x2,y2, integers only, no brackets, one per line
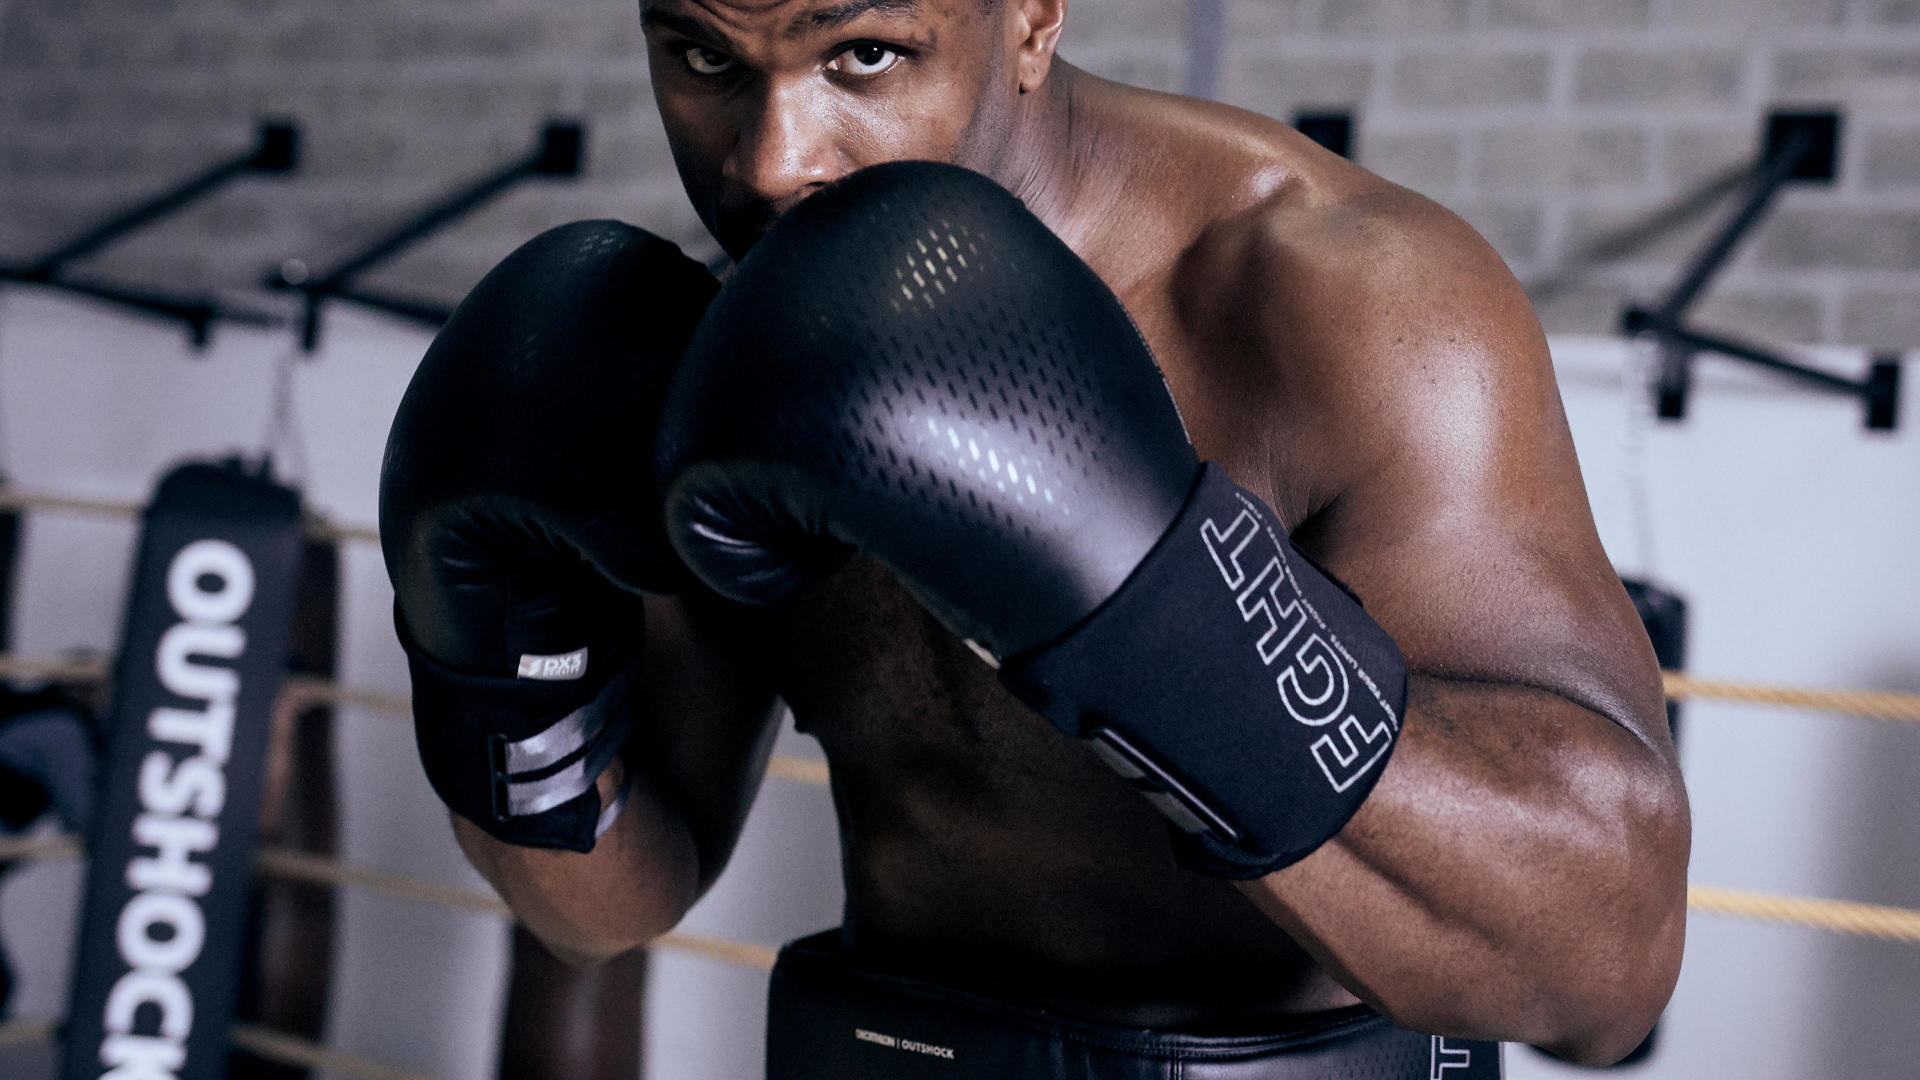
0,488,382,546
226,1023,430,1080
3,679,1918,1080
10,824,1920,949
8,653,1920,728
2,484,1916,723
0,1017,59,1050
1660,671,1920,724
275,667,1920,728
1686,885,1920,945
250,845,784,969
5,487,1920,1075
0,1016,431,1080
4,649,1920,947
0,828,777,1078
0,656,840,789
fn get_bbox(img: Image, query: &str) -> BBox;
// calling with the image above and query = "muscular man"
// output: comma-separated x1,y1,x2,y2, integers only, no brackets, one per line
382,1,1690,1075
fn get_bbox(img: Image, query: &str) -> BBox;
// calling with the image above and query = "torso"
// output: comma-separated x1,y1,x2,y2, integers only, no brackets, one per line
758,69,1397,1025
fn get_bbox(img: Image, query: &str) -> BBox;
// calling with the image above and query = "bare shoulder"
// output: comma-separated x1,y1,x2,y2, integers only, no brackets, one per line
1132,104,1663,739
1175,150,1557,489
1084,77,1560,514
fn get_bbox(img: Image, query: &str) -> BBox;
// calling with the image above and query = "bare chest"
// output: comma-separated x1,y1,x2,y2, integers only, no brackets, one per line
745,259,1345,1012
759,552,1334,1015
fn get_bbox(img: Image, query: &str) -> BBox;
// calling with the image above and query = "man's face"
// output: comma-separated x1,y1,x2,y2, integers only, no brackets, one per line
640,0,1015,258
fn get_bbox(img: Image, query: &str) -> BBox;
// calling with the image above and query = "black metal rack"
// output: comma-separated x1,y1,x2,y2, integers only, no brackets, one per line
0,121,300,348
265,121,583,350
1621,112,1901,431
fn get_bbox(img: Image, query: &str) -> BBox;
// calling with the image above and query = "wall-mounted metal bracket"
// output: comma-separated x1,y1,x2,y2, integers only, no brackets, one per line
1763,112,1840,183
0,121,299,347
1620,109,1897,431
0,276,284,350
265,121,583,350
1293,111,1355,160
1622,308,1901,431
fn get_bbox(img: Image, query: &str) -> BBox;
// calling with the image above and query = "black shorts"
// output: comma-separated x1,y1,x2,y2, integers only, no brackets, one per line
766,930,1503,1079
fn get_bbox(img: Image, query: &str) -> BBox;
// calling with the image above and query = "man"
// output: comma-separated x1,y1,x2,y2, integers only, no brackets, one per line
381,0,1690,1075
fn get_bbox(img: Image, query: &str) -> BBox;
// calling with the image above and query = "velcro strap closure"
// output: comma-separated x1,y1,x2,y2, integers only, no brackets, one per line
496,659,633,776
397,605,637,853
1001,463,1407,878
493,661,636,818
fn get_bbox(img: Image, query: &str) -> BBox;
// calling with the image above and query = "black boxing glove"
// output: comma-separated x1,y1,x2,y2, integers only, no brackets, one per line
381,221,717,852
657,163,1404,877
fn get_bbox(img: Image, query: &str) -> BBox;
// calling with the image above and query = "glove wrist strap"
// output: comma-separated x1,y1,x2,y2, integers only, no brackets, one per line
397,605,637,853
1002,463,1407,878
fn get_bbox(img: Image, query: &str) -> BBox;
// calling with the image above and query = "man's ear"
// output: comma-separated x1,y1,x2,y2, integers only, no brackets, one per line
1012,0,1066,94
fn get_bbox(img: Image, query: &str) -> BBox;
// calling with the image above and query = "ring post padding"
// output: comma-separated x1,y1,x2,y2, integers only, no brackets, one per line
61,462,304,1080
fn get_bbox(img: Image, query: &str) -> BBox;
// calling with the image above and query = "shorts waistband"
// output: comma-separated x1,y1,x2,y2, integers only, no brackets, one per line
765,929,1503,1080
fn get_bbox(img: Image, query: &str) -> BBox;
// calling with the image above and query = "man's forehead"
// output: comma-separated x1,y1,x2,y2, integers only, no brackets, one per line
640,0,938,40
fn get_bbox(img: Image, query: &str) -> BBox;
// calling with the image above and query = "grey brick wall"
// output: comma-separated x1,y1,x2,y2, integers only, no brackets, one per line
1,0,1916,348
1091,0,1920,348
0,0,704,307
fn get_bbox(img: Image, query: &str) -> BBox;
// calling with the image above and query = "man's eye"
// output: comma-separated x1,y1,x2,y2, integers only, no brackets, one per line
683,46,738,76
829,43,901,77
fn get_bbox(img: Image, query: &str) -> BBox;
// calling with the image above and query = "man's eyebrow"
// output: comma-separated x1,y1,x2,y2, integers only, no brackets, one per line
786,0,923,37
638,7,725,43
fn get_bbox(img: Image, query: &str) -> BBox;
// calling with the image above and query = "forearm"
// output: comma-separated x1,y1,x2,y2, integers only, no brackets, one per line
453,756,702,965
1239,676,1690,1062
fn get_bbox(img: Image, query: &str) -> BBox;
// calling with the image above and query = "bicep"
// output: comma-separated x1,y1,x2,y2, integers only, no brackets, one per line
1288,288,1670,757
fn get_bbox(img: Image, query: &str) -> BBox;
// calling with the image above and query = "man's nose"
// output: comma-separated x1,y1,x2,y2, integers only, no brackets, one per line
723,81,841,205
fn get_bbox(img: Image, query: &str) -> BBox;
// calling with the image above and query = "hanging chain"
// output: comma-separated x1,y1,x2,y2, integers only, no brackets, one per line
1622,334,1662,578
260,341,310,486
